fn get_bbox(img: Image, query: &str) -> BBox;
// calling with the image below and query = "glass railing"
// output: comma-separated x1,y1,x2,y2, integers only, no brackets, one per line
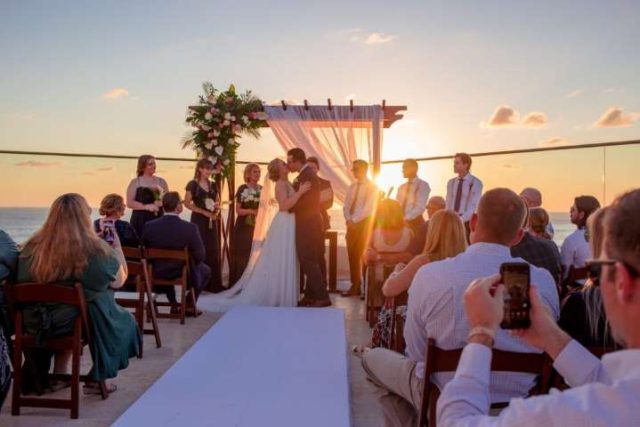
1,141,639,245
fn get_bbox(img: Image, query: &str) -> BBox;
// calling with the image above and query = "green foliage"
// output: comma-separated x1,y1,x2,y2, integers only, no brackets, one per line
182,82,267,177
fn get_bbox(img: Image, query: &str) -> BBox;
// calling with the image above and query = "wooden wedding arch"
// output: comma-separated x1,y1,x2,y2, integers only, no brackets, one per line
198,99,406,289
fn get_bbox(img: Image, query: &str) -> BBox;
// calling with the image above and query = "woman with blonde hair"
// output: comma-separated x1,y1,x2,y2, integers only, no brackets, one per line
16,194,141,394
93,193,140,248
126,154,169,237
365,210,467,349
232,163,262,282
559,207,614,348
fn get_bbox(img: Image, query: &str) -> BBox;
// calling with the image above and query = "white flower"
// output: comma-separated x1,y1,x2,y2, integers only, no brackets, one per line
207,95,216,104
204,112,213,121
204,198,215,211
205,142,214,150
223,120,230,126
223,159,230,166
201,124,211,132
208,156,218,164
212,139,218,146
215,146,224,156
230,115,236,121
224,112,231,120
241,115,249,123
213,130,220,137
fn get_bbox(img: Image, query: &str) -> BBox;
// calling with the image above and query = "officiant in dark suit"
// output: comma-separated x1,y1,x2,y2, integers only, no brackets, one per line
287,148,331,308
142,192,211,314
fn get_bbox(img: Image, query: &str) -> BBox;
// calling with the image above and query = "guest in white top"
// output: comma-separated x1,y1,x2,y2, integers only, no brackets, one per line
396,159,430,237
361,188,559,427
561,195,600,281
438,188,640,427
446,153,483,239
342,160,377,297
521,187,555,239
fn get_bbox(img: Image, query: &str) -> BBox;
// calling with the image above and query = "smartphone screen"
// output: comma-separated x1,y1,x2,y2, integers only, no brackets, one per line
500,262,531,329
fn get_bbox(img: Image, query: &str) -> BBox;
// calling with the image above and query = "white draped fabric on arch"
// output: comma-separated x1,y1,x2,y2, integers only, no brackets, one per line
264,105,384,205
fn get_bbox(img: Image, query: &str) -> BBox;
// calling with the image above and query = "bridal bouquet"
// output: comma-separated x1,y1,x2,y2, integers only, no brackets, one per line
240,186,261,226
183,82,267,177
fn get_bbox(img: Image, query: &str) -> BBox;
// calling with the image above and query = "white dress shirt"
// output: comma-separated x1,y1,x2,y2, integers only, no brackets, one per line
437,340,640,426
560,228,591,279
446,173,483,223
396,177,431,221
404,243,559,403
343,179,377,224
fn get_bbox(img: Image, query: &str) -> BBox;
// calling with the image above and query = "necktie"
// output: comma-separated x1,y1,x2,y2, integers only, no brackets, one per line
453,178,464,213
402,182,412,212
349,182,361,215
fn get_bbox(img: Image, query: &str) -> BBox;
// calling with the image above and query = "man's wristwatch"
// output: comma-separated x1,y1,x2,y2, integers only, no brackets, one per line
467,326,495,348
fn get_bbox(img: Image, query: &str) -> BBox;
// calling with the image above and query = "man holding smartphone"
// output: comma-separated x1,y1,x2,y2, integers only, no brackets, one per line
362,188,559,427
438,189,640,426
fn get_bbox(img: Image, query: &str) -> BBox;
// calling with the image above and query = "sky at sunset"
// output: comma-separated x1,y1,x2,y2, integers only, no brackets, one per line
1,1,639,208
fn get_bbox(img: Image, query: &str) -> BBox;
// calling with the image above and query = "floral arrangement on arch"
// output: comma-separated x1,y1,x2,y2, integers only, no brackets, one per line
183,82,267,177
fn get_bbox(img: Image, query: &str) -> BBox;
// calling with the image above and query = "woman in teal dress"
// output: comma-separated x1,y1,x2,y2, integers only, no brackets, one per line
16,193,140,394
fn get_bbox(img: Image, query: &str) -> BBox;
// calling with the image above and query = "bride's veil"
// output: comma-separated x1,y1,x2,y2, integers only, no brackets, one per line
216,169,278,298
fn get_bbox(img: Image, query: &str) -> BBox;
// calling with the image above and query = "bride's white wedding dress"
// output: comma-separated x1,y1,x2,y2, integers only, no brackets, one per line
198,180,299,312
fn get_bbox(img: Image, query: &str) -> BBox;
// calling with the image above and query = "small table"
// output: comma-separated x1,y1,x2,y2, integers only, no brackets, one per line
325,230,338,293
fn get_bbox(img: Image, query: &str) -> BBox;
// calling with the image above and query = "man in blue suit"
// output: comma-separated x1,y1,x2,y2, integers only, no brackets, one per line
143,192,210,314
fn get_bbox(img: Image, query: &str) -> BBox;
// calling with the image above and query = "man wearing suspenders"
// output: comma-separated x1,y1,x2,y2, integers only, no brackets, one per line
396,159,431,240
446,153,483,241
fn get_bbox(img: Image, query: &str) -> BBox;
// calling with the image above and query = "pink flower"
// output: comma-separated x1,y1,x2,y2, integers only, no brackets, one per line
233,125,242,133
208,132,214,138
225,97,234,104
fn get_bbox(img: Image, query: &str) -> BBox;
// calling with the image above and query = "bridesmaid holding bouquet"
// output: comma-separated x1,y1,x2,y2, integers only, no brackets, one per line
126,155,169,237
184,158,223,293
231,163,261,284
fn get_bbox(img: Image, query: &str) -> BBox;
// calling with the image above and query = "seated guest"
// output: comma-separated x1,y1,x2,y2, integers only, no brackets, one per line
511,206,562,285
94,193,140,248
0,229,18,408
143,192,211,314
362,188,559,427
560,207,615,348
528,207,552,240
520,187,554,239
437,189,640,426
561,195,601,282
364,198,422,267
412,196,446,254
16,193,140,394
369,210,467,349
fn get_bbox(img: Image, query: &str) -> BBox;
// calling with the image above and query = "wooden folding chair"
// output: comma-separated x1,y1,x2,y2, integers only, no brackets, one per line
6,282,108,419
364,256,397,328
115,247,161,358
144,248,194,325
388,291,408,353
419,338,552,427
561,266,589,298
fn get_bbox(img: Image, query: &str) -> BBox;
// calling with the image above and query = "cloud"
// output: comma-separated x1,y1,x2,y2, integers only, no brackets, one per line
97,167,114,172
81,172,96,176
484,105,519,127
566,89,583,98
327,29,398,45
593,107,639,128
102,88,129,101
539,137,569,147
15,160,61,168
482,105,548,129
365,32,398,44
522,112,547,128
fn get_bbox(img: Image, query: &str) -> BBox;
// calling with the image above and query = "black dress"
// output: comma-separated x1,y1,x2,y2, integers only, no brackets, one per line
93,219,140,248
185,180,222,293
130,178,164,237
559,290,615,349
232,184,261,284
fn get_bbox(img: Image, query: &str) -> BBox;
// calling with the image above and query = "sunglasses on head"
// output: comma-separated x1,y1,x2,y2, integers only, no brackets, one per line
586,258,640,287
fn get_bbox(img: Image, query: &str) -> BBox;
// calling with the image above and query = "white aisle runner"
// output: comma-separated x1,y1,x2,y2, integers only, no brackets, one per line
114,306,350,427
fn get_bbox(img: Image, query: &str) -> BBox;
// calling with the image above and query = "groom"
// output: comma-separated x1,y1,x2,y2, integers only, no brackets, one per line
287,148,331,308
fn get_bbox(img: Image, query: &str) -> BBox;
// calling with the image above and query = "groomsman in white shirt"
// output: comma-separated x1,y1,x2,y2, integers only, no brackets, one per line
342,160,377,297
446,153,483,240
396,159,430,238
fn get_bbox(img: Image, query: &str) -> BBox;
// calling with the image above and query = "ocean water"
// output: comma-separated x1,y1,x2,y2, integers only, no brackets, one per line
0,207,574,246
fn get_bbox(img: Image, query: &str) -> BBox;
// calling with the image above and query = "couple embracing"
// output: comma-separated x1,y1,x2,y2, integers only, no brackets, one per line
200,148,331,312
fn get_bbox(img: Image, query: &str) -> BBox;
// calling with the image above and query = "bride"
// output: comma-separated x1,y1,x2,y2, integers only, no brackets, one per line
198,158,310,312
